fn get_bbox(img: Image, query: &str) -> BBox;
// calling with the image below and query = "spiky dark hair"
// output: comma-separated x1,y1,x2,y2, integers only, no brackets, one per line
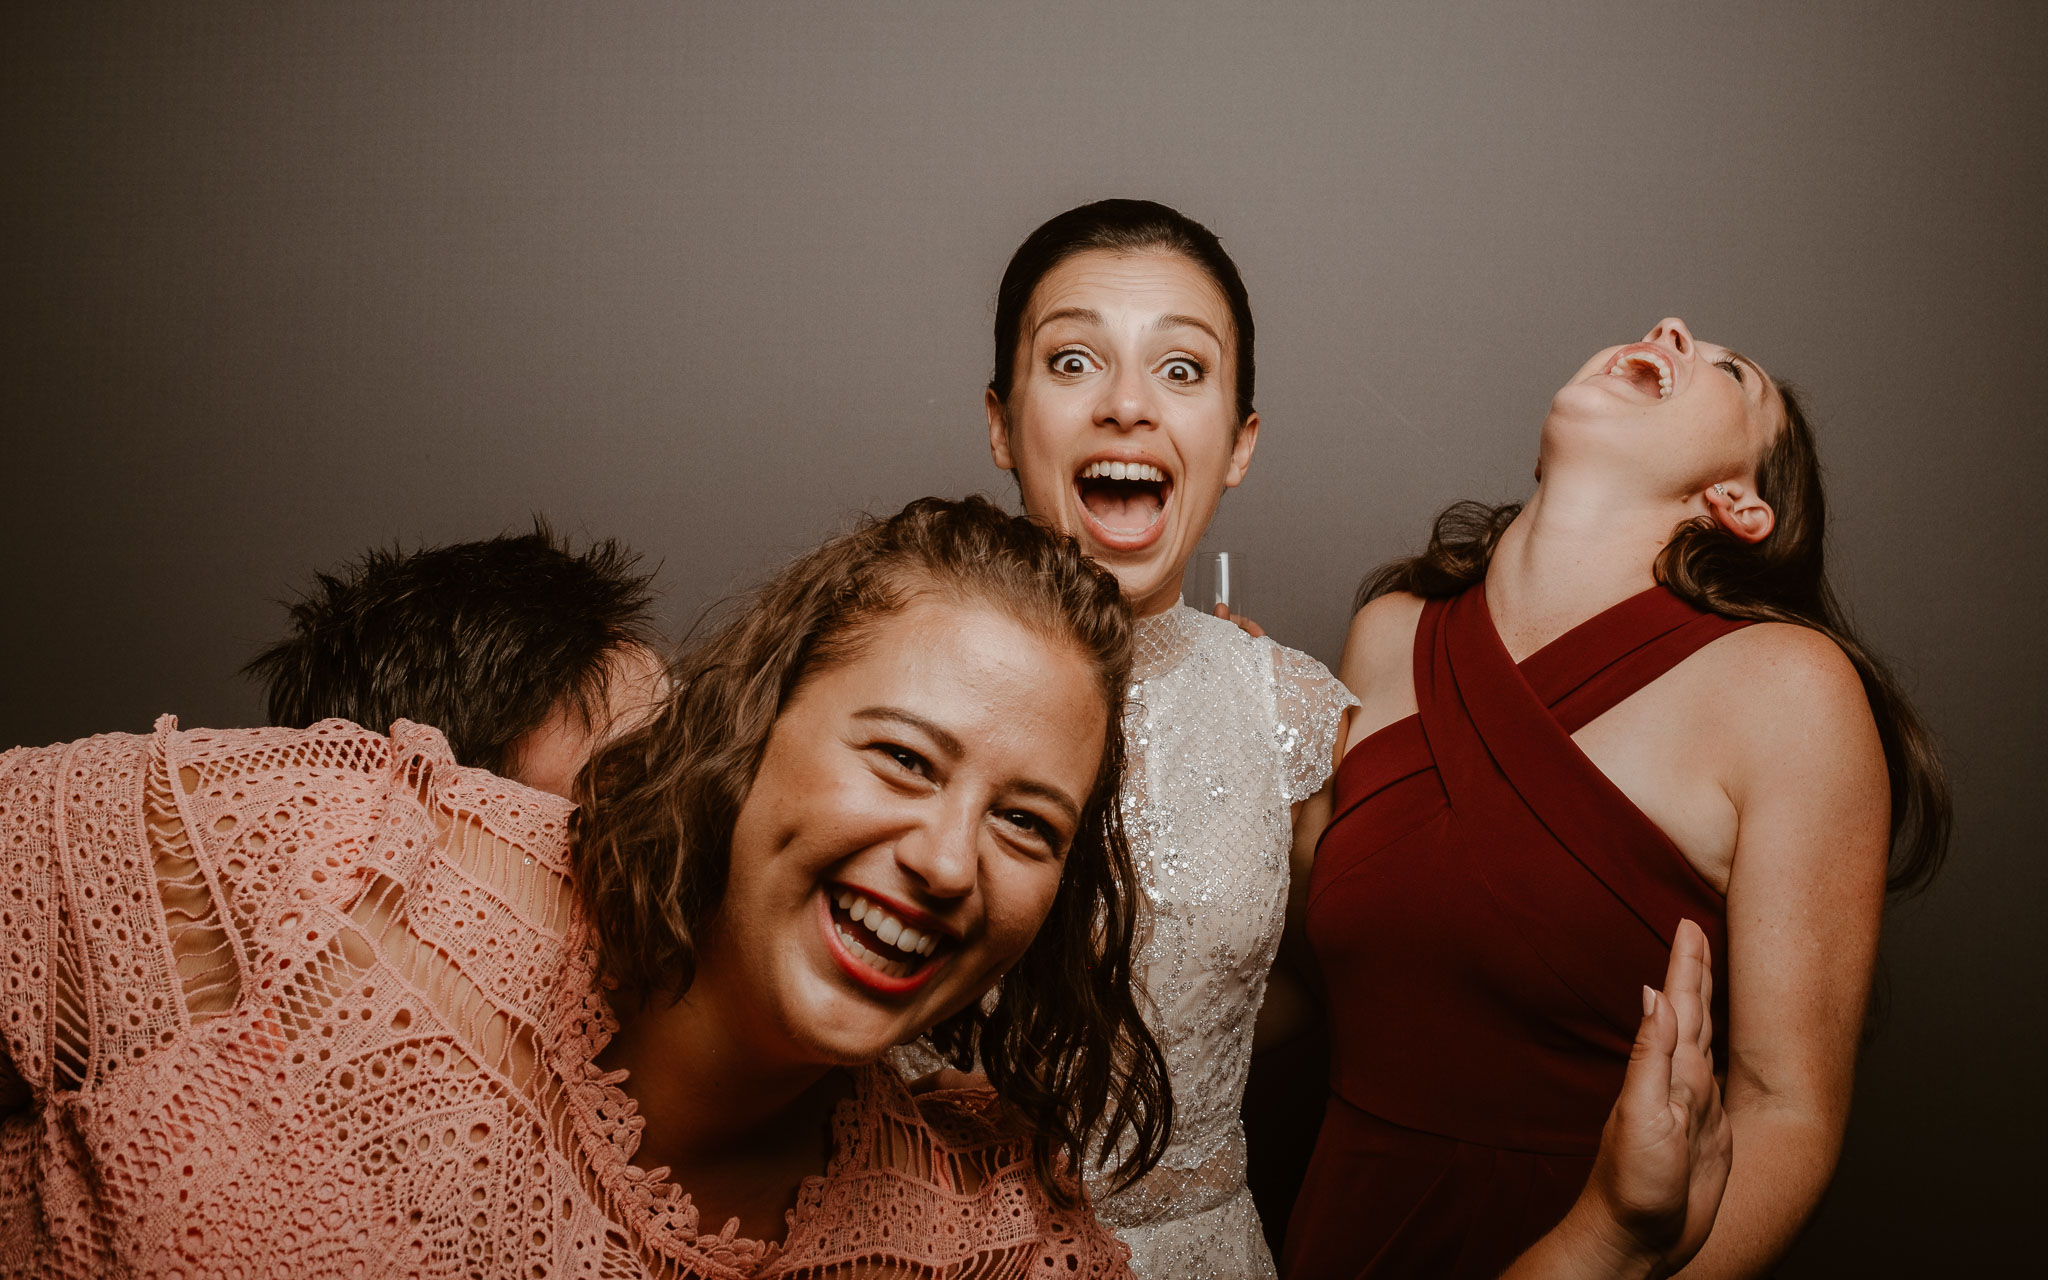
245,519,659,776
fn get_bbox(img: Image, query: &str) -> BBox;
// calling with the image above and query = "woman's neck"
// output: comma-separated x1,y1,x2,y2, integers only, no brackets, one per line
1486,478,1681,662
1126,570,1186,620
597,986,846,1239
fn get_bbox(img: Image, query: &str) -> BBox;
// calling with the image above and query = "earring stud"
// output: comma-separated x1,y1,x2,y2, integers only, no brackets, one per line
1713,484,1728,496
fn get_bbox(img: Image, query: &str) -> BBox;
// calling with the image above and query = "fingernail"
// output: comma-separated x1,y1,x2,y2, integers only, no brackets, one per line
1642,985,1657,1018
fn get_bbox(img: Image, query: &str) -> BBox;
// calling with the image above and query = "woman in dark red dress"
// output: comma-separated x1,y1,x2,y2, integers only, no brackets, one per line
1284,318,1950,1279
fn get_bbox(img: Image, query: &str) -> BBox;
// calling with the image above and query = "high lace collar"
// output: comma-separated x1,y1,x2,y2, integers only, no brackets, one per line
1131,601,1201,682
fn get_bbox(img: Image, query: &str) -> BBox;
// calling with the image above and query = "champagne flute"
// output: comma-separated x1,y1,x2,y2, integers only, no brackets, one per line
1194,550,1244,619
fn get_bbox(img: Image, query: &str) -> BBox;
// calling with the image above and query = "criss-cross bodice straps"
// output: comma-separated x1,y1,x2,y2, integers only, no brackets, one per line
1512,586,1756,735
1423,584,1750,950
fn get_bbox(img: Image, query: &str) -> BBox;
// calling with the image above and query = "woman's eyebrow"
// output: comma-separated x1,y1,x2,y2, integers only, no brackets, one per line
1728,350,1769,394
854,707,961,757
1155,313,1223,346
1031,306,1104,339
1008,778,1083,828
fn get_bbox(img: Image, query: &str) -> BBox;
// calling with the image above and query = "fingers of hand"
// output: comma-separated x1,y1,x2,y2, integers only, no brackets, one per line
1663,920,1710,1056
1696,953,1716,1057
1618,986,1681,1126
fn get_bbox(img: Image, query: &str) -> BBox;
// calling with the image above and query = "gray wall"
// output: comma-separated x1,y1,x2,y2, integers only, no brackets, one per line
4,2,2039,1268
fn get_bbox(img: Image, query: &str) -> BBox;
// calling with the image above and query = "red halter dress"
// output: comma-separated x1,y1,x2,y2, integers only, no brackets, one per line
1282,584,1743,1279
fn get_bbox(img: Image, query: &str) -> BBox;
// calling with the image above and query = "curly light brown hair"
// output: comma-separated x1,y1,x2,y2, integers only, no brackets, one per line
571,494,1170,1197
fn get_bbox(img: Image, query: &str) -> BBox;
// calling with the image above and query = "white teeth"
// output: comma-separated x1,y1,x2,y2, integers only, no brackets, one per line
834,890,947,964
1608,351,1675,399
1080,460,1166,483
835,923,910,977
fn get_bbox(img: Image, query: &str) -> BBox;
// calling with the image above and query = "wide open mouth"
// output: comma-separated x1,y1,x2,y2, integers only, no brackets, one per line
1605,346,1674,400
1074,459,1172,543
821,884,955,993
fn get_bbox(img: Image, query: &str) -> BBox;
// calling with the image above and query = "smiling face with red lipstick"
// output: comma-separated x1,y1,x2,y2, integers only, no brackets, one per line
572,497,1171,1202
698,595,1107,1064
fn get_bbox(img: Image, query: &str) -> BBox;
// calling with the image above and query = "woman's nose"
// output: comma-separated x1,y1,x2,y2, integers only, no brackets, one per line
1095,365,1157,432
1645,317,1694,358
893,810,979,901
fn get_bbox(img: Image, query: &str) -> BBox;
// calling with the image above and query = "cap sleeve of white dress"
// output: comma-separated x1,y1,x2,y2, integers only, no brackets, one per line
1265,640,1359,804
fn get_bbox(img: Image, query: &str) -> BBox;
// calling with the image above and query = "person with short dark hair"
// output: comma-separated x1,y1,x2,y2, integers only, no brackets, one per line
244,521,666,796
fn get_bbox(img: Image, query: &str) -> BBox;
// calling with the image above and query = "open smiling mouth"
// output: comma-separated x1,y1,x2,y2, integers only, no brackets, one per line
1075,460,1172,546
820,885,955,994
1606,347,1674,400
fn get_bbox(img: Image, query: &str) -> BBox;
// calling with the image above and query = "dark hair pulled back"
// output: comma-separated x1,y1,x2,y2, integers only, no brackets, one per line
990,198,1257,423
1357,385,1950,897
572,495,1170,1197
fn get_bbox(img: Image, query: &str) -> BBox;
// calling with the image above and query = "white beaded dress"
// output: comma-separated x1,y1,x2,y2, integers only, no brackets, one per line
1090,603,1356,1278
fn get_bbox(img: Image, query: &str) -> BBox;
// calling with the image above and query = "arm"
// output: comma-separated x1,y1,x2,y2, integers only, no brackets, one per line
1253,776,1335,1052
1252,613,1366,1053
1505,920,1732,1280
0,743,70,1107
1671,628,1889,1277
1257,594,1422,1052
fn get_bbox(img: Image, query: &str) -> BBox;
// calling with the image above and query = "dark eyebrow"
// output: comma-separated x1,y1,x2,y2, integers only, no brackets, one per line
853,707,962,758
851,706,1084,827
1155,313,1224,347
1031,306,1104,339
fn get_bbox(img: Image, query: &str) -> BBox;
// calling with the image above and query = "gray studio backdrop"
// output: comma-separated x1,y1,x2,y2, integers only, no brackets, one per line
4,2,2041,1269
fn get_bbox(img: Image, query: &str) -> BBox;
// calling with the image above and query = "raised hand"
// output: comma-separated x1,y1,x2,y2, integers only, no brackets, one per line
1505,919,1731,1279
1592,918,1730,1267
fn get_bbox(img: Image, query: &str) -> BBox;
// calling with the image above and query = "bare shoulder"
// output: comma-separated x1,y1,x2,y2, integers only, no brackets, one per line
1697,622,1869,721
1336,592,1427,746
1691,623,1885,805
1337,591,1426,691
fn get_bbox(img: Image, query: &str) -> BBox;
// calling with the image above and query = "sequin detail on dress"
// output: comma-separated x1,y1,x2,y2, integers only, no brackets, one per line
1089,605,1356,1279
0,719,1132,1279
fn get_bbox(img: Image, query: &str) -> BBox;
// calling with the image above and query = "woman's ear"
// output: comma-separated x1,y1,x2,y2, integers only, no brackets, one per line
1224,412,1262,488
985,388,1015,471
1704,481,1775,543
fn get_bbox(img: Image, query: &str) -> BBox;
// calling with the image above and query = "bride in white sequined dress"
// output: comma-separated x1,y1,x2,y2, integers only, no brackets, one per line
979,200,1356,1277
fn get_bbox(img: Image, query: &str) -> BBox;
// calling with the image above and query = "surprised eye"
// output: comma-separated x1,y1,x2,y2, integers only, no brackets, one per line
1714,358,1746,384
1049,348,1101,377
1158,357,1203,385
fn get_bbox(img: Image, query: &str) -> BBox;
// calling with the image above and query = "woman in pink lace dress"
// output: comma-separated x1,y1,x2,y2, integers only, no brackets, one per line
0,497,1170,1279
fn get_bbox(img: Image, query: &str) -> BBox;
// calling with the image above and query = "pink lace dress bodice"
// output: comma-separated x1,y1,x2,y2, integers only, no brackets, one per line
0,719,1130,1279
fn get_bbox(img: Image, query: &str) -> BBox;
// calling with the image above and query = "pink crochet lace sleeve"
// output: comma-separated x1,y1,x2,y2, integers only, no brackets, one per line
0,719,1131,1279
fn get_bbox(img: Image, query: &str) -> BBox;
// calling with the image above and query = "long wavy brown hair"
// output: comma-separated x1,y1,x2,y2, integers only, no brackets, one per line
571,495,1170,1198
1356,385,1950,896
